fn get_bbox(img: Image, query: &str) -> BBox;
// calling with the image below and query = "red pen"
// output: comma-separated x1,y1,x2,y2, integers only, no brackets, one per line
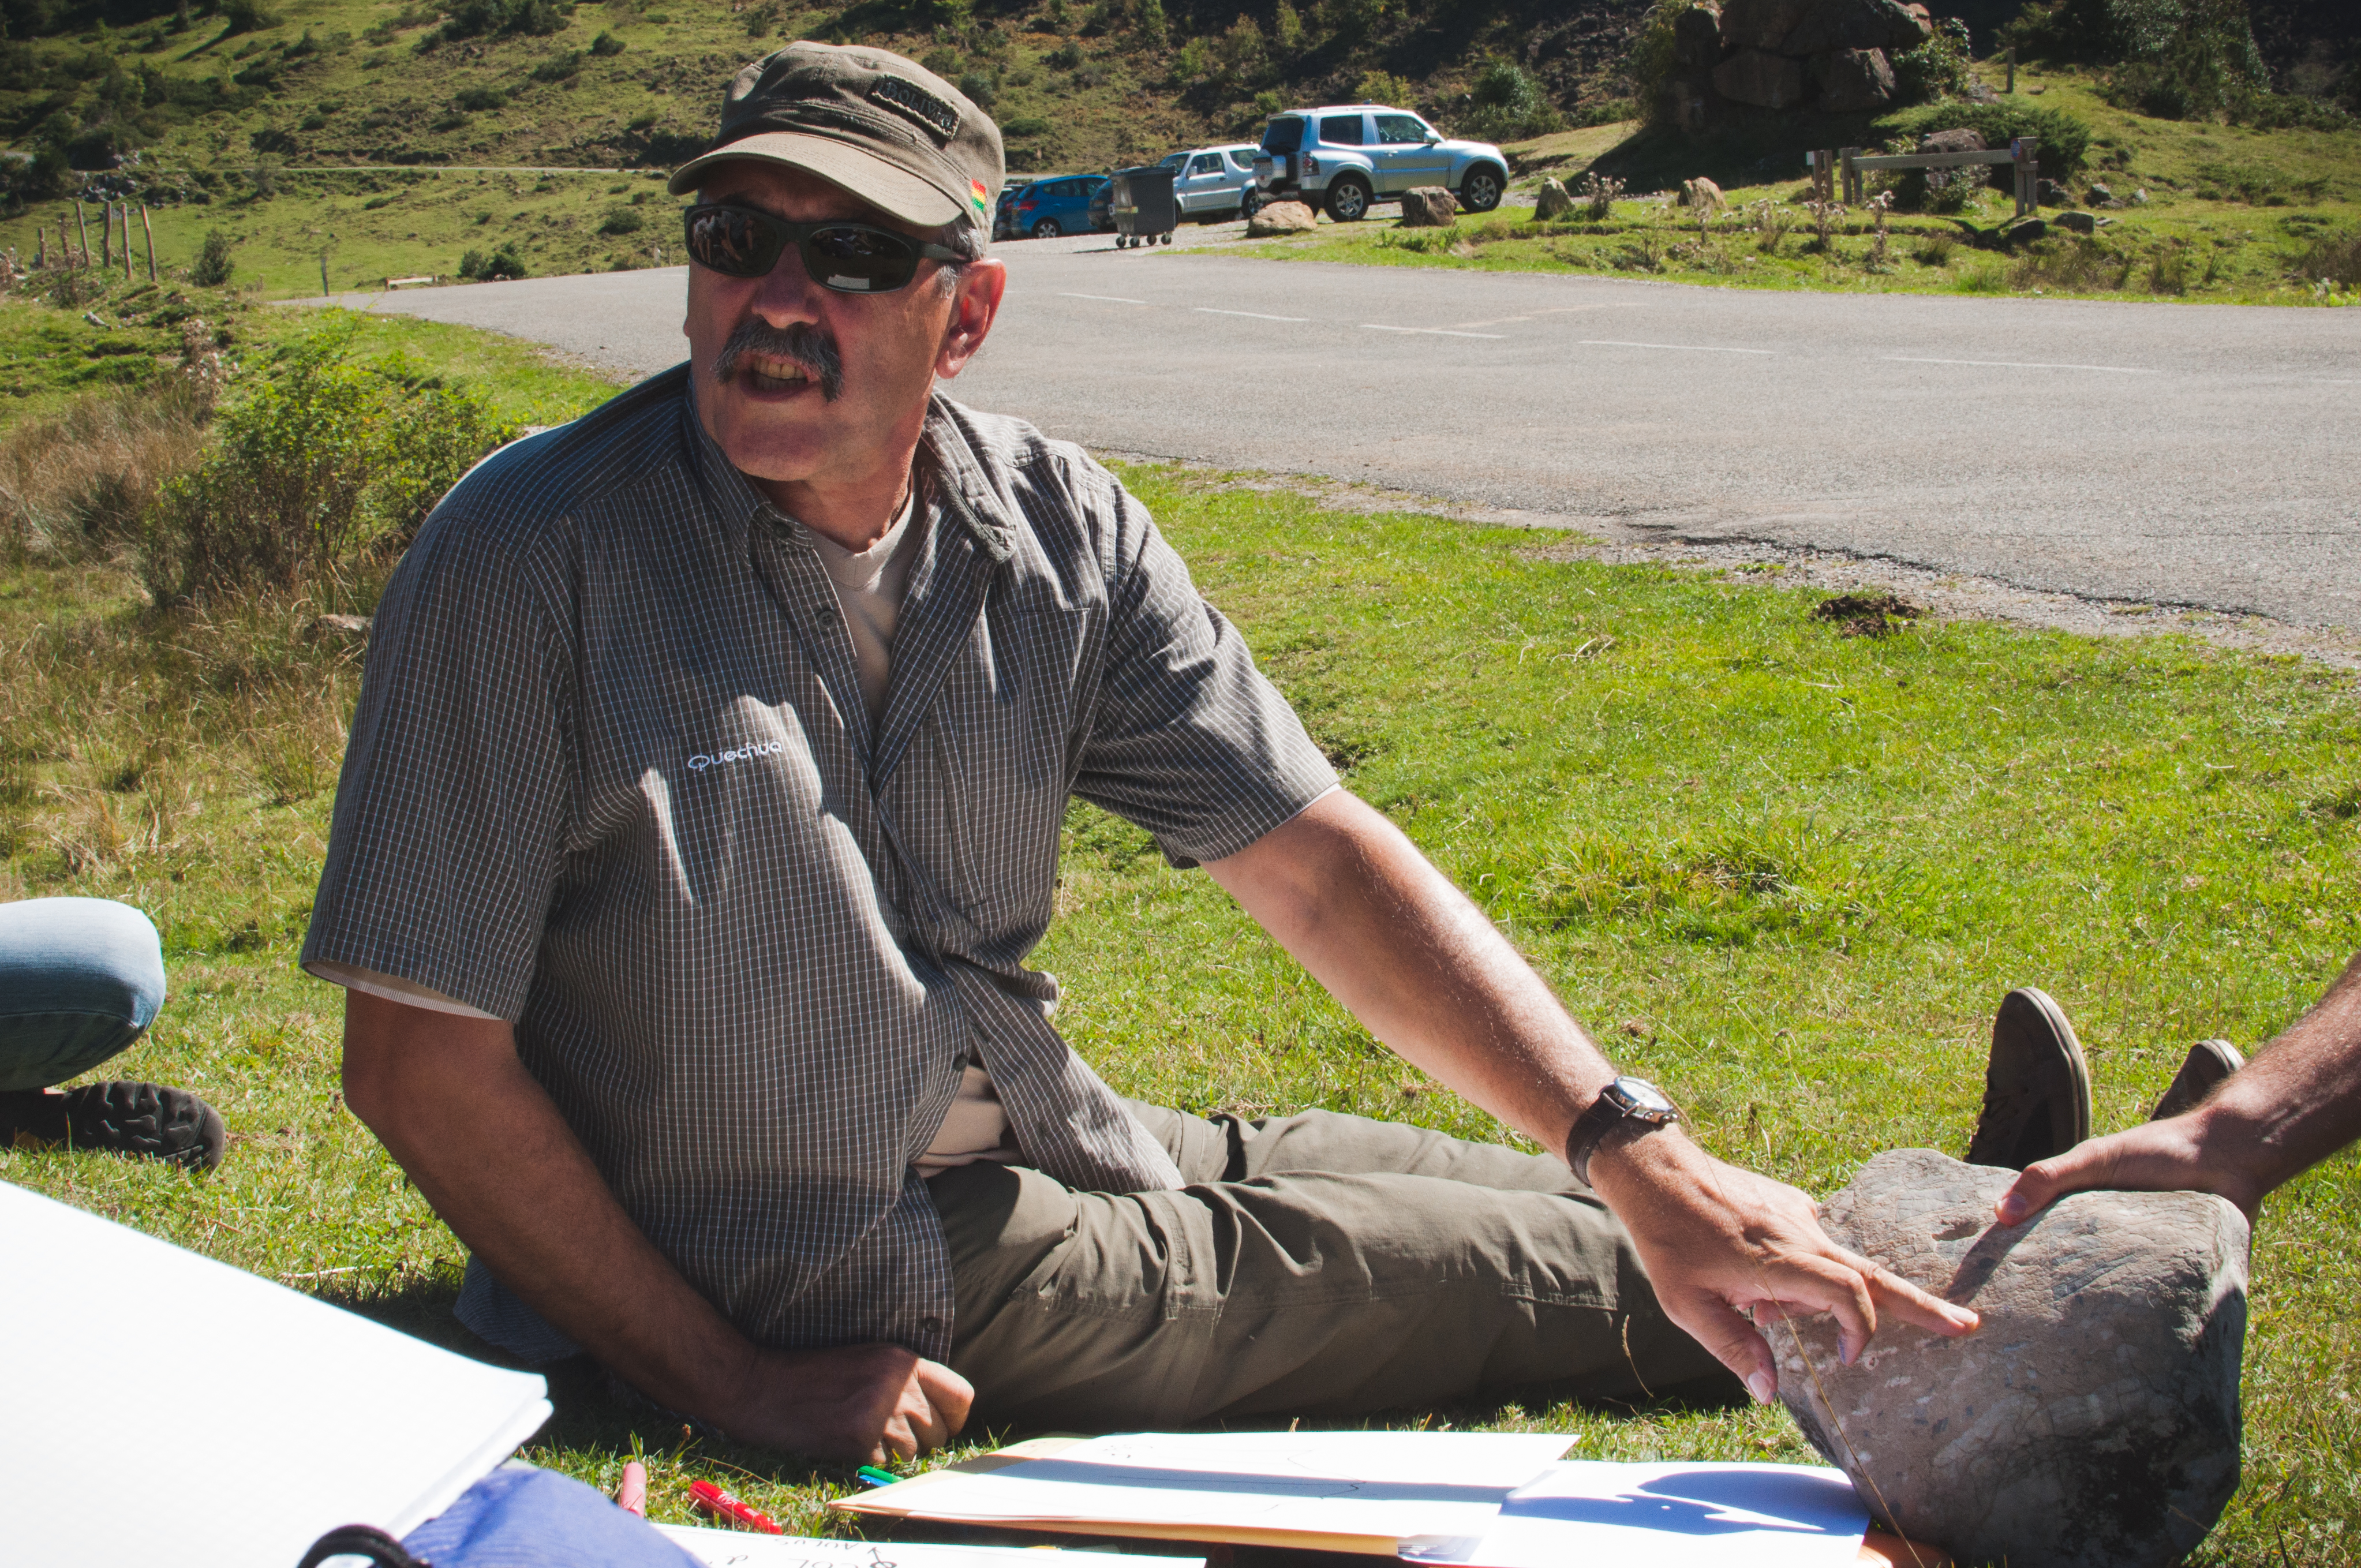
689,1478,784,1533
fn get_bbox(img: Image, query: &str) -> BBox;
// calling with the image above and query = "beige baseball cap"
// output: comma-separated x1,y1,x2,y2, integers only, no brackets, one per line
668,41,1003,231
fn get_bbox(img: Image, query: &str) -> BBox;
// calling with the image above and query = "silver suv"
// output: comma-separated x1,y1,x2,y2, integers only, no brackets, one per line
1252,106,1508,222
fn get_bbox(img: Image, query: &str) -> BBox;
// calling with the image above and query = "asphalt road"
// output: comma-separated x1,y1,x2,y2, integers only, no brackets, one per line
315,229,2361,630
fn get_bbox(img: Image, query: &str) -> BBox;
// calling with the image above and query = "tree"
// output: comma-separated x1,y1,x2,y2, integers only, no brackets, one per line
190,229,234,287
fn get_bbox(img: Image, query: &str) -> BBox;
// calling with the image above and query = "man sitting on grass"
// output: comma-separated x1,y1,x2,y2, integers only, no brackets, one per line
301,42,1975,1464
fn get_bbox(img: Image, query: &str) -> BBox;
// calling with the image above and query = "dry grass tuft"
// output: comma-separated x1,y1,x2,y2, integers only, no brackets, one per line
0,382,212,566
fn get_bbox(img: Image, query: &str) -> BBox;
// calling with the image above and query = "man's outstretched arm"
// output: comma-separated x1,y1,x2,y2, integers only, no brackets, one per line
1998,948,2361,1223
340,988,972,1461
1202,790,1979,1404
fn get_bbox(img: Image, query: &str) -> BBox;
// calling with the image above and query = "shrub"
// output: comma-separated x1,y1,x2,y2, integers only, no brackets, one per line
1628,0,1698,125
458,242,529,280
1875,101,2091,182
2291,232,2361,289
2098,0,2266,119
1046,40,1083,70
140,321,521,605
1459,59,1563,142
958,70,997,108
1357,70,1412,107
455,85,510,111
1002,115,1052,137
597,206,644,234
531,49,581,80
221,0,277,31
589,28,623,53
189,229,235,287
1891,17,1974,105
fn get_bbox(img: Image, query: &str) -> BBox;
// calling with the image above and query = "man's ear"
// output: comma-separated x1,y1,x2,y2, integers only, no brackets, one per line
936,257,1006,380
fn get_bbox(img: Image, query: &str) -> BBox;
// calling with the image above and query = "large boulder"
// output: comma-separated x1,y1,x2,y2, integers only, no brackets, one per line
1918,126,1986,154
1718,0,1812,51
1400,186,1457,226
1712,48,1809,108
1245,200,1316,236
1816,46,1895,110
1768,1150,2248,1568
1780,0,1930,55
1532,177,1574,220
1674,2,1725,71
1720,0,1925,54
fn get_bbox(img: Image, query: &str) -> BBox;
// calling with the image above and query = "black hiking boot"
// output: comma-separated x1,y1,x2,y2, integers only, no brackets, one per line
1965,987,2092,1172
2150,1039,2244,1122
0,1081,226,1170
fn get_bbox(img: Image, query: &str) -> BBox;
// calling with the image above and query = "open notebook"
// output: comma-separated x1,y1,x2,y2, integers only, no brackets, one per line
0,1180,552,1568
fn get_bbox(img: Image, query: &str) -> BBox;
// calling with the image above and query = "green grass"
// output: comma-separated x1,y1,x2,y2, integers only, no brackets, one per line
1236,65,2361,305
3,443,2359,1561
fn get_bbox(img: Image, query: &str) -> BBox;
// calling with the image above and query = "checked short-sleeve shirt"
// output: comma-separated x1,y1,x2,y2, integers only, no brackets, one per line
301,367,1337,1363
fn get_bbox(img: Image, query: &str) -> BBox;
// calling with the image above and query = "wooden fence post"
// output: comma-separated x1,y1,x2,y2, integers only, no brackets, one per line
1840,146,1864,204
2005,46,2016,93
141,205,156,283
2011,137,2040,218
74,201,89,267
60,215,73,269
120,205,132,280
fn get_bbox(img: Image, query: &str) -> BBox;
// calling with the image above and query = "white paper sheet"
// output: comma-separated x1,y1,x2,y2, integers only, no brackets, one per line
656,1528,1202,1568
858,1431,1576,1541
1398,1461,1869,1568
0,1180,552,1568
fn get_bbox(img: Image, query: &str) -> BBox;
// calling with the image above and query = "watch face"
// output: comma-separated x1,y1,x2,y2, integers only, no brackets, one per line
1617,1076,1675,1116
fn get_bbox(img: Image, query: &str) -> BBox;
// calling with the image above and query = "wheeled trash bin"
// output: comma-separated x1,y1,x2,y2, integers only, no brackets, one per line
1110,164,1177,248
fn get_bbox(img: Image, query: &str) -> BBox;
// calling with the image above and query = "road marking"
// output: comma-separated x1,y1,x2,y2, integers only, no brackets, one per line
1060,292,1148,304
1361,324,1507,339
1197,308,1308,321
1883,355,2157,374
1455,305,1641,328
1580,339,1776,355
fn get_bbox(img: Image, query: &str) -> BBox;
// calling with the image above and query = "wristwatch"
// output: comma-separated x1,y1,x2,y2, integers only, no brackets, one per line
1565,1076,1681,1185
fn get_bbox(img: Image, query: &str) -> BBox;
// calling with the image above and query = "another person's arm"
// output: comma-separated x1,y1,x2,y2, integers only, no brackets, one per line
341,987,972,1462
1203,791,1980,1404
1997,949,2361,1223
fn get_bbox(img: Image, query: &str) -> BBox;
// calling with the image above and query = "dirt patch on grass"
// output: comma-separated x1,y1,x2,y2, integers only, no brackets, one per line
1812,592,1924,637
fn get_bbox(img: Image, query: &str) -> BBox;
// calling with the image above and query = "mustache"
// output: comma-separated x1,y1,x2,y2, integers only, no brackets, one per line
712,320,845,403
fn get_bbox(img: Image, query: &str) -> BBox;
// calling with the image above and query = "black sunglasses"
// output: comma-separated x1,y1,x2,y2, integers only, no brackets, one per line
682,203,963,294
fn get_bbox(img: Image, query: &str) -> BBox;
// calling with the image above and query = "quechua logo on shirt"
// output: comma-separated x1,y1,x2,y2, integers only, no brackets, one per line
687,740,787,772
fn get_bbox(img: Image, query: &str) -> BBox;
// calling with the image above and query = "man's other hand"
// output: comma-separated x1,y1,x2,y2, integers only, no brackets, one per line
1997,1114,2260,1225
1589,1134,1981,1404
721,1343,974,1464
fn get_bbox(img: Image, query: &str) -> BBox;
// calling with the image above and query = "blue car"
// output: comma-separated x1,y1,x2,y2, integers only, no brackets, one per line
1005,175,1107,239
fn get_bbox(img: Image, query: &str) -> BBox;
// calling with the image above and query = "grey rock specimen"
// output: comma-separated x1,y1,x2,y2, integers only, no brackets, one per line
1918,127,1985,155
1713,48,1809,108
1400,186,1457,226
2053,210,2097,234
1245,200,1316,237
1768,1149,2248,1568
1532,178,1573,220
1815,47,1896,111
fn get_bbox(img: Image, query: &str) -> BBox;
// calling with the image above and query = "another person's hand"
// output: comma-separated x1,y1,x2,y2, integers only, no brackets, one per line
717,1342,974,1464
1591,1135,1980,1404
1997,1109,2265,1225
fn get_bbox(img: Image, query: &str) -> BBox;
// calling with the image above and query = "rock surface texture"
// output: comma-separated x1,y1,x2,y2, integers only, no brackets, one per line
1532,177,1573,220
1769,1150,2248,1568
1245,200,1316,236
1400,186,1458,226
1665,0,1930,124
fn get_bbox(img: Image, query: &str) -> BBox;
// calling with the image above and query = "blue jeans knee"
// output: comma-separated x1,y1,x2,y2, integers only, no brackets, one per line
0,898,167,1092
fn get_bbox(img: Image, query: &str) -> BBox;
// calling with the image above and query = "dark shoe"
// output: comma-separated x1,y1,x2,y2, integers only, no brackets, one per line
1966,987,2093,1171
2150,1039,2243,1121
57,1081,227,1169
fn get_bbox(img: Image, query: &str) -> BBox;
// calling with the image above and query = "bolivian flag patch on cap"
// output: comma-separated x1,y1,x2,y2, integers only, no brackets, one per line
970,178,990,217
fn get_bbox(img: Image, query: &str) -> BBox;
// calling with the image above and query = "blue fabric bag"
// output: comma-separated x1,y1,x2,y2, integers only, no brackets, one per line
300,1465,701,1568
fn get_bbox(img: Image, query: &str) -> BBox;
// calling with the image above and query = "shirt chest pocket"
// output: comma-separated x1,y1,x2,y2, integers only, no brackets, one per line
883,624,1069,934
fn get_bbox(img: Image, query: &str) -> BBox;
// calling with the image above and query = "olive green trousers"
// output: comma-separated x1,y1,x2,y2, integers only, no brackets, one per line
925,1102,1731,1431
